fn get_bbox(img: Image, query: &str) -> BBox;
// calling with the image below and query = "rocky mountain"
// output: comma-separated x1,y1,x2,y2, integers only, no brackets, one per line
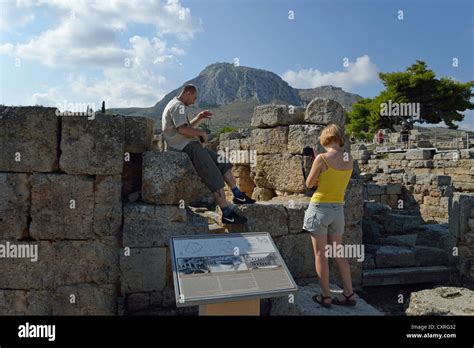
110,62,362,130
297,85,362,112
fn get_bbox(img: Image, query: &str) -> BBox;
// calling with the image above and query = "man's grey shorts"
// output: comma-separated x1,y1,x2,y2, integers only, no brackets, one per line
182,141,233,193
302,202,345,235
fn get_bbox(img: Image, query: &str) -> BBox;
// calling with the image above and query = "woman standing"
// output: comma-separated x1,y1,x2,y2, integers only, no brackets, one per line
303,124,357,308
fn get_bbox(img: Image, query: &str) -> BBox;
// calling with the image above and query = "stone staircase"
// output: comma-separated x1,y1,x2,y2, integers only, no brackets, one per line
362,202,455,286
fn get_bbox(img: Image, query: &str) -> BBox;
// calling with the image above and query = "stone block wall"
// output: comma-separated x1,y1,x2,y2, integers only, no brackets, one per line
449,193,474,283
0,107,126,315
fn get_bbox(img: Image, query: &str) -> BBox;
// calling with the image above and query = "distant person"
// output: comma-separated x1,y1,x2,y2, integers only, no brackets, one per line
161,84,255,224
376,130,384,144
303,124,357,308
400,122,410,149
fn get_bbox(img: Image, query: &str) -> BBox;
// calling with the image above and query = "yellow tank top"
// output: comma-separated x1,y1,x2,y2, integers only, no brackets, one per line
311,154,353,204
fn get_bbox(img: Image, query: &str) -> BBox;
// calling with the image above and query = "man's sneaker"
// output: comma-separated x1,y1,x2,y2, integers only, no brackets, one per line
221,210,247,225
232,193,256,205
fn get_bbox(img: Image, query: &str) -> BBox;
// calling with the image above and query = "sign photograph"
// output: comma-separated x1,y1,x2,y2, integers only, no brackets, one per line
170,232,298,307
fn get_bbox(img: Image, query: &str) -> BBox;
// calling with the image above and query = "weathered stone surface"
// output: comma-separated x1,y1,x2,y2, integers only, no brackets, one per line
124,116,155,153
304,98,345,127
53,284,116,315
344,179,364,226
60,114,124,175
406,287,474,316
93,175,122,236
275,233,314,279
122,152,142,199
432,175,451,186
363,220,382,244
0,173,30,239
415,224,455,251
287,124,325,154
233,203,289,237
383,234,418,247
405,149,432,160
375,246,416,268
251,187,276,201
0,239,119,290
0,290,28,315
413,246,449,267
251,153,306,193
0,106,59,172
123,203,209,247
120,247,167,293
30,174,94,240
270,282,382,316
251,127,288,154
367,184,385,196
251,105,304,128
375,213,423,235
142,151,211,205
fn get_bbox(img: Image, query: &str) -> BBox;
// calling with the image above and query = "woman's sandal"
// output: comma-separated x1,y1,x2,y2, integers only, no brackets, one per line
332,292,357,306
312,294,332,308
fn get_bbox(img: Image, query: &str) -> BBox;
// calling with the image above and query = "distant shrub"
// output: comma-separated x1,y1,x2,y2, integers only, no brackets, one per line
215,125,237,137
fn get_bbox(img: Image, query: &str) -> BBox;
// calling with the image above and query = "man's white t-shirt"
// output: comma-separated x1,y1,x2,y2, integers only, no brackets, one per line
161,97,198,151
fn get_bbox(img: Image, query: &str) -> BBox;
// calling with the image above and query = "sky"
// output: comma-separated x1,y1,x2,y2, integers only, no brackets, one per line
0,0,473,129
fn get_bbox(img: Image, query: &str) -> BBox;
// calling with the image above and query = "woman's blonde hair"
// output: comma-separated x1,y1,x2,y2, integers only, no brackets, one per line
320,124,345,147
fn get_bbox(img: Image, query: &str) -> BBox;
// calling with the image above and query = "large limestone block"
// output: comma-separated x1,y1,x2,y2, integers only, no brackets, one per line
406,287,474,316
251,127,288,154
124,115,155,153
270,282,382,316
287,124,324,154
93,175,122,236
304,98,345,127
0,173,30,239
30,174,122,239
0,290,28,315
0,106,59,172
53,284,116,315
232,203,289,237
123,203,209,247
344,179,364,226
30,174,94,240
0,239,118,290
251,105,304,128
375,246,416,268
251,153,306,193
142,151,211,205
275,233,315,279
120,247,167,293
60,114,124,175
405,149,433,160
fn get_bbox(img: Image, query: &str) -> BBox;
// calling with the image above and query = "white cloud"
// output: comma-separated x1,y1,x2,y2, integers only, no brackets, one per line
0,0,36,30
282,55,379,91
1,0,201,107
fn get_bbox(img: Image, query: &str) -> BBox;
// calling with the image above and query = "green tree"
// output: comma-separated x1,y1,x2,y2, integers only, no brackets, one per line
347,60,474,137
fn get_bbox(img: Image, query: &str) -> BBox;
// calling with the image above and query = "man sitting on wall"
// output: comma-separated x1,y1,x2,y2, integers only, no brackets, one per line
161,84,255,224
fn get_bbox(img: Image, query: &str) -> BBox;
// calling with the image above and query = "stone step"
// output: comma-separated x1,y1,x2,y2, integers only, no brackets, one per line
370,245,449,268
362,266,451,286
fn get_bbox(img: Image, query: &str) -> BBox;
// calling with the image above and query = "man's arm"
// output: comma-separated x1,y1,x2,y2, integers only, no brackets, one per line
177,124,207,141
189,110,212,128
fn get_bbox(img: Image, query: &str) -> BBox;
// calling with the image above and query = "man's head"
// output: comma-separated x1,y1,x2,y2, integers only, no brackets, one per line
178,84,197,106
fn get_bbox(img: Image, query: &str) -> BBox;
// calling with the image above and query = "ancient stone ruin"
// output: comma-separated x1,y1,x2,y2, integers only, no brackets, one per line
0,99,473,315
